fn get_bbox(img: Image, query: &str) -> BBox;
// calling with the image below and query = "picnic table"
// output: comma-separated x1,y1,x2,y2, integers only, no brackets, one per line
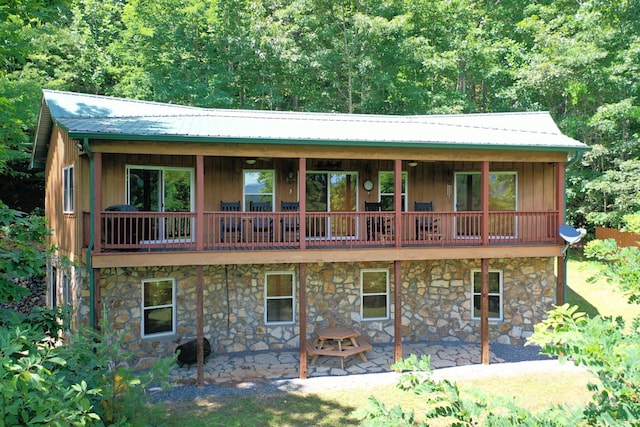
306,326,372,369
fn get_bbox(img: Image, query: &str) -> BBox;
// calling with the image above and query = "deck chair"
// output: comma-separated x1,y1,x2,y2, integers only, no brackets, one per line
365,201,383,241
280,201,300,242
415,201,439,240
220,201,241,242
250,201,273,242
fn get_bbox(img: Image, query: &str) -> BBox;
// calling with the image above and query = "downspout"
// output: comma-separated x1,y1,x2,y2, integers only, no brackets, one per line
82,138,96,330
561,151,583,302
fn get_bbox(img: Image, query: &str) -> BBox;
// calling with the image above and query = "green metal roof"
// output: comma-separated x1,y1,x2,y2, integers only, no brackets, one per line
31,89,589,169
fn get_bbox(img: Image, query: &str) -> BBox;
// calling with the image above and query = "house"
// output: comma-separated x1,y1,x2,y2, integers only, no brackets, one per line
31,89,589,377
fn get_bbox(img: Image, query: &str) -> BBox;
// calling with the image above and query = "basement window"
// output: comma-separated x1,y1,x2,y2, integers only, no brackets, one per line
142,278,176,337
361,269,389,320
265,271,295,324
471,269,503,321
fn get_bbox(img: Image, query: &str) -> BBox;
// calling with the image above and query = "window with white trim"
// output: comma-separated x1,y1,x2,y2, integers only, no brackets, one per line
142,278,176,337
265,272,295,324
62,165,75,213
244,170,275,210
379,171,407,211
361,269,389,320
50,266,58,308
471,269,503,321
62,273,71,306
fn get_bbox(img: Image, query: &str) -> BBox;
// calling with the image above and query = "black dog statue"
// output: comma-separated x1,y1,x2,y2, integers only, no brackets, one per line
175,338,211,368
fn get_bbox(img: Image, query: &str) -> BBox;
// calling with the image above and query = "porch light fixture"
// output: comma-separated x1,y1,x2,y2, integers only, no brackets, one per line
245,159,256,165
73,139,87,156
407,161,418,167
286,170,295,184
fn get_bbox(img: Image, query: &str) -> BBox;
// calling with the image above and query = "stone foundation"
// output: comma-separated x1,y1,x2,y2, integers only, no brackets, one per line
92,257,556,369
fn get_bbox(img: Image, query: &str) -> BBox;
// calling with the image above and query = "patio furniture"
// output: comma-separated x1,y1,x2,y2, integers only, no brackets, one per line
306,326,372,369
104,204,141,248
365,201,384,241
280,201,300,242
250,201,274,242
415,201,440,240
220,201,242,242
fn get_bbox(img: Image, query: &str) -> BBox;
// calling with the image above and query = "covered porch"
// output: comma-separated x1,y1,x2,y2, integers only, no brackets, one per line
85,155,565,256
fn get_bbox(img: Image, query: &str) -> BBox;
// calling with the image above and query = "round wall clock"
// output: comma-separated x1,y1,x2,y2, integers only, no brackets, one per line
363,180,374,191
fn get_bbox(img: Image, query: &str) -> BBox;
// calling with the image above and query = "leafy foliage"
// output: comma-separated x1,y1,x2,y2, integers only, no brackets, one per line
355,354,581,426
529,304,640,425
0,199,51,303
0,307,174,426
584,240,640,304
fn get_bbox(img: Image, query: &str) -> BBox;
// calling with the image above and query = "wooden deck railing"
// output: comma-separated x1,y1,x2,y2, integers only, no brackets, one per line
86,210,559,252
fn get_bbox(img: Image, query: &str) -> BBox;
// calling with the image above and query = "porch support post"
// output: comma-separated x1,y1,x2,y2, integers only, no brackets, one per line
394,159,402,248
196,265,204,386
481,161,489,247
480,258,490,364
480,161,490,363
196,155,204,251
93,152,102,253
555,162,566,304
394,260,403,366
299,158,306,250
299,263,308,379
93,152,103,328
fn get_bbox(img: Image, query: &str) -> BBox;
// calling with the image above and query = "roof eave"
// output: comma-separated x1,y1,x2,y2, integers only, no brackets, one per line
66,131,591,153
29,98,52,171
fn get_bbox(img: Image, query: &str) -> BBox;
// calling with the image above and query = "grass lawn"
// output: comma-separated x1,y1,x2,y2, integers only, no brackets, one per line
149,252,635,426
155,368,596,427
565,251,640,323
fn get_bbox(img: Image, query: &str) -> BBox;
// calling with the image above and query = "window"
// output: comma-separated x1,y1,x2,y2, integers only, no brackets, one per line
50,266,57,308
244,170,274,209
361,269,389,320
471,269,503,321
379,171,407,211
62,273,71,306
63,165,74,213
142,278,176,337
265,272,295,324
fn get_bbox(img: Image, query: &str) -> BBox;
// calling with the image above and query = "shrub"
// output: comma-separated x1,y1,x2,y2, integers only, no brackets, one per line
0,308,174,426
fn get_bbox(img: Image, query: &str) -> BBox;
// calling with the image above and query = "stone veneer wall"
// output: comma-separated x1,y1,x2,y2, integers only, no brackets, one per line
96,257,556,369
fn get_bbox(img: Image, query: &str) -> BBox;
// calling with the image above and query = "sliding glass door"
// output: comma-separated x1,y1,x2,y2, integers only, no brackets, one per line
306,172,357,239
126,166,194,243
454,172,517,237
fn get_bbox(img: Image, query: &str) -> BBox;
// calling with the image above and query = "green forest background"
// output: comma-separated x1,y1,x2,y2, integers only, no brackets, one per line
2,0,639,231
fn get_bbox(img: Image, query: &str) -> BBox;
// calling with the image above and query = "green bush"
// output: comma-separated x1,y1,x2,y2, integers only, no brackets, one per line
355,354,582,426
0,308,174,426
